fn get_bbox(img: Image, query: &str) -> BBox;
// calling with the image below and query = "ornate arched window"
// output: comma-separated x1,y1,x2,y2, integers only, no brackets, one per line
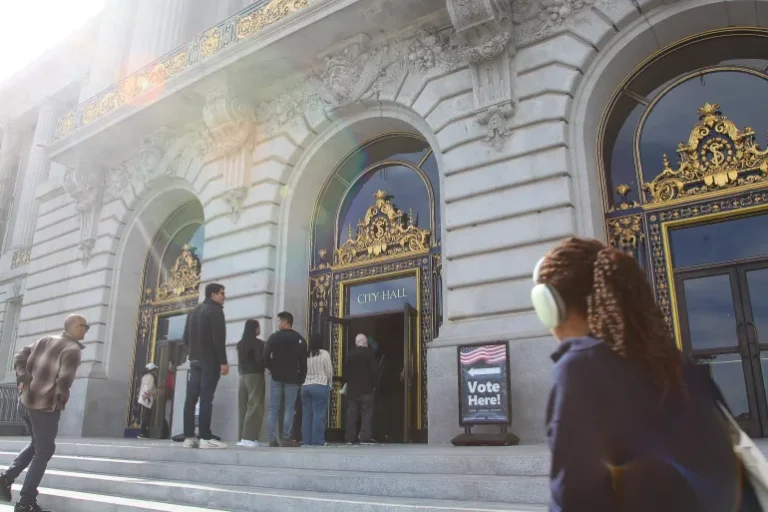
308,134,442,442
126,201,204,437
599,28,768,437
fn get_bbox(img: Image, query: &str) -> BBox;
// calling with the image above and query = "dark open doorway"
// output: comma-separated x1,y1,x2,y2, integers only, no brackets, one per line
329,303,421,443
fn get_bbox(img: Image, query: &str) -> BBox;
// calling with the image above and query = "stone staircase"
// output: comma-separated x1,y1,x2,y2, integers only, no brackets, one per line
0,438,550,512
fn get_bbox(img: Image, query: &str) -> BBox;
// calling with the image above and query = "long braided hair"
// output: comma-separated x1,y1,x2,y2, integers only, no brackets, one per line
537,237,683,394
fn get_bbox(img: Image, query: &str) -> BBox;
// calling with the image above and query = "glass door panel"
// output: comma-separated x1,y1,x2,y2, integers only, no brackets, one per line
676,267,761,436
680,273,740,350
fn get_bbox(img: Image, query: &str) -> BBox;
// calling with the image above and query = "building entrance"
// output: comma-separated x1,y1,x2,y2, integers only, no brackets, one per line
330,304,419,443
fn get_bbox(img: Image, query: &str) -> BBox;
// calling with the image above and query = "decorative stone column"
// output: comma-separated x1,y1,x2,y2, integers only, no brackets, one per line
0,124,21,249
128,0,192,73
447,0,516,150
80,0,140,100
9,99,61,268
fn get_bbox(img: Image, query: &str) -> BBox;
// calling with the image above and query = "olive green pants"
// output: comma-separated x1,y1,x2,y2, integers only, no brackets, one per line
238,373,265,441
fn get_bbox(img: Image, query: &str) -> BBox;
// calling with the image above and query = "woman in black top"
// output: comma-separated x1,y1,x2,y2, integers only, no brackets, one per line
237,319,265,447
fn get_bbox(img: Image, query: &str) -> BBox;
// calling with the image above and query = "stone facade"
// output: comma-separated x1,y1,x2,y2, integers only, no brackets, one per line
0,0,766,444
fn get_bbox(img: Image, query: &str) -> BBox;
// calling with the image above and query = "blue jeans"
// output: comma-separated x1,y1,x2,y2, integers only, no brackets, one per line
268,380,299,443
183,361,220,440
301,384,329,446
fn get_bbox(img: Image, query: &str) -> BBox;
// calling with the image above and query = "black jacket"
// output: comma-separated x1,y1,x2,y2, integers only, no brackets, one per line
344,346,378,399
183,299,227,366
547,335,760,512
264,329,307,385
237,337,265,375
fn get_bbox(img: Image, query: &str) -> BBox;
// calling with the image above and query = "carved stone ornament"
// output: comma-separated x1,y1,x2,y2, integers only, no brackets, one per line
334,190,431,266
11,248,30,269
477,103,515,151
10,278,23,298
201,84,256,161
224,186,248,222
512,0,604,45
255,29,464,137
643,103,768,204
63,160,106,265
155,244,202,301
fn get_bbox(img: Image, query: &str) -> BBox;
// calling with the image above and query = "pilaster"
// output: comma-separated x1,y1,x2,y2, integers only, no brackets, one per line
9,100,62,268
128,0,192,73
0,124,21,250
81,0,141,99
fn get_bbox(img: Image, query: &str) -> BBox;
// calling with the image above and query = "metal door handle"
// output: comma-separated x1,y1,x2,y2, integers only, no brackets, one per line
746,321,760,356
737,323,749,357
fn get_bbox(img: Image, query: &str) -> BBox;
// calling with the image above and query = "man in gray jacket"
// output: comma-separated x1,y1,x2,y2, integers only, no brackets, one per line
0,314,87,512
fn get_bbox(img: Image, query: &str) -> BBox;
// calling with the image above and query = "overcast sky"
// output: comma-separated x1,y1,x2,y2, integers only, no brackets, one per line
0,1,104,84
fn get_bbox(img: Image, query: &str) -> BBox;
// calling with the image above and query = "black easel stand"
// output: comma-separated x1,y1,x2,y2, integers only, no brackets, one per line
451,425,520,446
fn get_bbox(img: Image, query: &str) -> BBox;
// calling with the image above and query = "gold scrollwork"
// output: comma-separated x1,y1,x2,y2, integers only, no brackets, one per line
643,103,768,203
155,245,201,301
607,215,644,255
201,28,222,58
310,273,331,312
11,248,30,269
334,190,430,266
608,184,640,212
235,0,309,40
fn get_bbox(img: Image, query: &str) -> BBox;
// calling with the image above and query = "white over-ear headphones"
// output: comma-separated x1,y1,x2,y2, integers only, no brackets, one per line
531,257,567,329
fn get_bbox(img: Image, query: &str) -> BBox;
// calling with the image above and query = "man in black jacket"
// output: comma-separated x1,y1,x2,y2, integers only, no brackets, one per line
344,333,378,444
182,283,228,449
264,311,306,447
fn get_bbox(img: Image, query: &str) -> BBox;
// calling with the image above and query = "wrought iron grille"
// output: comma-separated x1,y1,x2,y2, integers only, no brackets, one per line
0,385,22,425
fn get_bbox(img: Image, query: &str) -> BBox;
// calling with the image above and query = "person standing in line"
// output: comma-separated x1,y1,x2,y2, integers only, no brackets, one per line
532,237,761,512
0,314,87,512
182,283,228,449
237,319,266,447
301,334,333,446
344,334,379,445
137,363,158,439
264,311,307,447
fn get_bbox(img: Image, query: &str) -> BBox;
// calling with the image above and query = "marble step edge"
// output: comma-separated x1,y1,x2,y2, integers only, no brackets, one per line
0,440,550,477
0,452,549,504
14,471,548,512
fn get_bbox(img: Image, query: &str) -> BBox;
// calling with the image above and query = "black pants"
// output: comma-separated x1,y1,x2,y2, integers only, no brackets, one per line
183,361,220,440
346,391,375,443
5,405,60,505
139,406,152,438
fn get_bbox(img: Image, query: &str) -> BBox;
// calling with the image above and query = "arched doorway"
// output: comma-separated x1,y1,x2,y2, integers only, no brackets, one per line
308,133,443,443
125,201,205,438
599,28,768,437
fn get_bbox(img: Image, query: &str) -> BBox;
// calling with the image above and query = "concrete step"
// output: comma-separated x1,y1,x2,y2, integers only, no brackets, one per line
0,451,549,504
11,471,547,512
0,438,550,477
9,484,219,511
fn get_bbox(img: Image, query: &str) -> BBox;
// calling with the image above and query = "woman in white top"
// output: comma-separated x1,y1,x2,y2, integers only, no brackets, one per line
301,334,333,446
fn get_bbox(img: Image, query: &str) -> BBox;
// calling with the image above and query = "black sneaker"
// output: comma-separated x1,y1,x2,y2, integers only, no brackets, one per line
0,474,11,502
15,502,51,512
268,441,280,447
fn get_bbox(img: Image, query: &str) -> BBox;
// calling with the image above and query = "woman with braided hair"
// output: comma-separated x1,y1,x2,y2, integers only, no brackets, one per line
532,237,760,512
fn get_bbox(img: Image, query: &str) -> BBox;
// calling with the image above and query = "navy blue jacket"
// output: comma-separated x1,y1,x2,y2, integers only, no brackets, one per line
547,336,758,512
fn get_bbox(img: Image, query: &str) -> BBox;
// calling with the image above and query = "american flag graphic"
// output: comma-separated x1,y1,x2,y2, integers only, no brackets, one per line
460,345,506,365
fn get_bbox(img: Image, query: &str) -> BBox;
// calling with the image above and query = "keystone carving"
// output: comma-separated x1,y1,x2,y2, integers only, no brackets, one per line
447,0,516,151
201,83,257,161
63,160,106,265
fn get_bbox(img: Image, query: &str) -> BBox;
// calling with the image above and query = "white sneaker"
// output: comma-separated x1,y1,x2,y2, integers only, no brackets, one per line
199,438,228,449
237,440,258,447
183,438,199,449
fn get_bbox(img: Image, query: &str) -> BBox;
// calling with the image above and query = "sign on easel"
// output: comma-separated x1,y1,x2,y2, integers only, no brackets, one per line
452,342,518,446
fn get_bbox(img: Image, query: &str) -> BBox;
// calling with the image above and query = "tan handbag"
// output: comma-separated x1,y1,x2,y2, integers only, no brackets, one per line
718,402,768,510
